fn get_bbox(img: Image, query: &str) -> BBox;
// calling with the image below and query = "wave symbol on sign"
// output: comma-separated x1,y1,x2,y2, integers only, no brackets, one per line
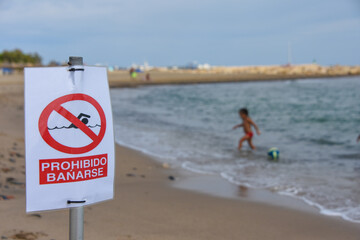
48,113,101,130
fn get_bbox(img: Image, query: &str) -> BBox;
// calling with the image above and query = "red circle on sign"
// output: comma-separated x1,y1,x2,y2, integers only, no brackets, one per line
38,94,106,154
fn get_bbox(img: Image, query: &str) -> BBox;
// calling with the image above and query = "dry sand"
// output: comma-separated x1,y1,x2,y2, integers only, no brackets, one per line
107,69,360,87
0,76,360,239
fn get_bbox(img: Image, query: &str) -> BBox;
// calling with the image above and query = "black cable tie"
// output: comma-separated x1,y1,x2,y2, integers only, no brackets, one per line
69,68,84,72
67,200,86,204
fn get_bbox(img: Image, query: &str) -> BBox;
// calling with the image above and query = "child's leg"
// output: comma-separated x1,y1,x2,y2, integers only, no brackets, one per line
238,136,249,150
247,138,255,150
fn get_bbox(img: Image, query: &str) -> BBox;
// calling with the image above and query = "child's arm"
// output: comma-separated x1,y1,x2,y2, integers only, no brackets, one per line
248,118,261,135
232,124,243,130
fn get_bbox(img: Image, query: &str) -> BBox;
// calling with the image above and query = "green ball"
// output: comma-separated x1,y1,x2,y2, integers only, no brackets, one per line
268,147,280,161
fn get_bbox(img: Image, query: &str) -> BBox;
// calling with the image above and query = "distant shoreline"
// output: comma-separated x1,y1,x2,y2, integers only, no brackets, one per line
108,70,360,88
1,64,359,88
108,64,360,87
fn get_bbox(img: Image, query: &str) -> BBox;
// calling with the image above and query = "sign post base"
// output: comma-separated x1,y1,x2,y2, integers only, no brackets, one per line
70,206,84,240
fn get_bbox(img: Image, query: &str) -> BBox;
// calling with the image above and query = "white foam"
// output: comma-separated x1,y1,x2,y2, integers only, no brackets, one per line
115,137,174,162
278,191,360,224
181,162,213,174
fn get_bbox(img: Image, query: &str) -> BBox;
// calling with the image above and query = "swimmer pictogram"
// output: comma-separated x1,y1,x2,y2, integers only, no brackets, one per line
47,113,101,130
68,113,91,129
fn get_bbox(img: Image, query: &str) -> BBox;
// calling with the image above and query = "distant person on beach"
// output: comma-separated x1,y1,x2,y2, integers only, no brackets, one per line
233,108,261,150
129,67,134,76
357,135,360,142
142,73,151,81
129,67,137,79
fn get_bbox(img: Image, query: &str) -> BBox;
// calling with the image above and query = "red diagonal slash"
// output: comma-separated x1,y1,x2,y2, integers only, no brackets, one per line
55,105,98,141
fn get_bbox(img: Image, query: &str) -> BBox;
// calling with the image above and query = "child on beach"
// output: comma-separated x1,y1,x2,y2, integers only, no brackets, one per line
233,108,261,150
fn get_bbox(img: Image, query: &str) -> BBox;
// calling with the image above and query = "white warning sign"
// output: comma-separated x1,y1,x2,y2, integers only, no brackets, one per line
25,66,115,212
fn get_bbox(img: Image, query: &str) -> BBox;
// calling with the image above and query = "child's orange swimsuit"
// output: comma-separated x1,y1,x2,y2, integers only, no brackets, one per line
246,132,254,138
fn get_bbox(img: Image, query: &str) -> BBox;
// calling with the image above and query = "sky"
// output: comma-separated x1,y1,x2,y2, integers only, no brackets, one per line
0,0,359,67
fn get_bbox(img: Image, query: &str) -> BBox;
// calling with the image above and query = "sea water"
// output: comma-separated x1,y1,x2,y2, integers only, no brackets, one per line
110,77,360,223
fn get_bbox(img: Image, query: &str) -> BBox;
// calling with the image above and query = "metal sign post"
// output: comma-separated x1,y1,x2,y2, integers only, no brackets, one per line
68,56,84,240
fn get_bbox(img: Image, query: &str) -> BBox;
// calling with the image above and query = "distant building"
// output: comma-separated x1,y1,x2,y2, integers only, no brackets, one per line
197,63,211,70
130,61,153,72
180,61,211,70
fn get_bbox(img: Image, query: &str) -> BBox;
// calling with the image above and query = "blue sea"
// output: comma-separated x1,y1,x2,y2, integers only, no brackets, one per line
111,77,360,223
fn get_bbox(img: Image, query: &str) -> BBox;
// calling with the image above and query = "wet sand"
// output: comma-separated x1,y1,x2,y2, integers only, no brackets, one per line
0,78,360,239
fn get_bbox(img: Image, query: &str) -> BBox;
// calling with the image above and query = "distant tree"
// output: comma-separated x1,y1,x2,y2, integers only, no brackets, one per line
0,49,42,65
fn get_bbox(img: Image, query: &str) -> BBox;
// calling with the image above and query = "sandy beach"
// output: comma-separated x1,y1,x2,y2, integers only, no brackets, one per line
108,64,360,87
1,76,360,239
